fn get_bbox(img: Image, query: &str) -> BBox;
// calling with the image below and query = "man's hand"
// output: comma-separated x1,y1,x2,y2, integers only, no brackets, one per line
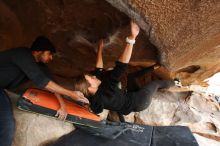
130,21,140,39
55,107,67,121
71,91,89,104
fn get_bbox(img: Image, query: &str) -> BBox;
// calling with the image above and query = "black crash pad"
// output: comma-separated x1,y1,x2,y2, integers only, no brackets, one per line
50,124,199,146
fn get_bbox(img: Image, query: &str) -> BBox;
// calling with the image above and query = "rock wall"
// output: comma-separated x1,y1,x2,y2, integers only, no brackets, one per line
106,0,220,83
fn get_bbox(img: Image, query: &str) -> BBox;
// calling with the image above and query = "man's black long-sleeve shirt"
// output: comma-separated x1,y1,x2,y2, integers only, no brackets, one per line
0,48,50,89
89,61,133,115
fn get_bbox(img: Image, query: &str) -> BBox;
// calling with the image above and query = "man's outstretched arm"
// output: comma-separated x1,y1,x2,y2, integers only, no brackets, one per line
45,81,89,104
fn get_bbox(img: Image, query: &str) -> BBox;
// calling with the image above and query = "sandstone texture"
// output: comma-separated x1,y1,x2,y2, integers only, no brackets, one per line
106,0,220,84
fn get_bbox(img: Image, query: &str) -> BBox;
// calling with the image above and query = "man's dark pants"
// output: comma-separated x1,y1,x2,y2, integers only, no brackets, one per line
0,89,15,146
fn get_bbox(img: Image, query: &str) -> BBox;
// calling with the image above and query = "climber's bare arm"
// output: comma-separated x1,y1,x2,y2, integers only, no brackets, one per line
96,39,104,68
118,21,140,63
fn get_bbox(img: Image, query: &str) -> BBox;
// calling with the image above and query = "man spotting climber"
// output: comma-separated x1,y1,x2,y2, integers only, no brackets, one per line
0,36,89,146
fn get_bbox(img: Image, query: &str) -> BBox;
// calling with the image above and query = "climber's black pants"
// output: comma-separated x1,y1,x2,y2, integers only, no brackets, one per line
0,89,15,146
127,80,175,112
125,67,175,112
127,66,154,92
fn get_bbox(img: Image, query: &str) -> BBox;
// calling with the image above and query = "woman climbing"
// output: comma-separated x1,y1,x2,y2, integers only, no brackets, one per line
73,20,178,115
